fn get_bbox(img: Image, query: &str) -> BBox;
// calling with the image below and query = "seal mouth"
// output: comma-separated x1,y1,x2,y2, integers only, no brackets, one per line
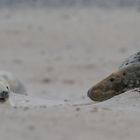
0,98,6,103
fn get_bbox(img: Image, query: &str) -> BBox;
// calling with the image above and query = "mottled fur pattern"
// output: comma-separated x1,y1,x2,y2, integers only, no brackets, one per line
119,51,140,69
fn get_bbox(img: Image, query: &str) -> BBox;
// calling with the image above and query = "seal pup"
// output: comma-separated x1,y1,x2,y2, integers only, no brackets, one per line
0,71,27,95
87,51,140,101
0,71,27,104
0,78,10,103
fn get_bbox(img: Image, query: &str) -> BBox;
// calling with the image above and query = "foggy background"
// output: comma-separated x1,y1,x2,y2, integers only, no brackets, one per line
0,0,140,8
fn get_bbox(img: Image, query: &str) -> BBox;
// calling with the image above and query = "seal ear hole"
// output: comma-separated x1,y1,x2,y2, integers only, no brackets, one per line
110,78,115,82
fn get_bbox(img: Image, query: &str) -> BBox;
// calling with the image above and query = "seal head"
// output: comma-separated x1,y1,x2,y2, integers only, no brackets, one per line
0,79,10,103
87,70,128,101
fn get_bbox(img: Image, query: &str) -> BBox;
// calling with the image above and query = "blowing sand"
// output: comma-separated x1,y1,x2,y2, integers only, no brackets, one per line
0,6,140,140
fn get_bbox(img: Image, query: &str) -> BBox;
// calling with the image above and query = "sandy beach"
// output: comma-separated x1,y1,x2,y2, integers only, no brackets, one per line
0,5,140,140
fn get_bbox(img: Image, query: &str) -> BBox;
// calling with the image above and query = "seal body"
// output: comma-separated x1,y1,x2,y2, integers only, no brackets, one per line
87,51,140,101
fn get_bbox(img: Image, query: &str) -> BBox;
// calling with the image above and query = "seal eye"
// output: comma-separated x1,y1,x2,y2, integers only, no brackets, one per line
110,78,115,82
6,86,9,90
123,72,126,76
125,62,128,65
124,84,128,88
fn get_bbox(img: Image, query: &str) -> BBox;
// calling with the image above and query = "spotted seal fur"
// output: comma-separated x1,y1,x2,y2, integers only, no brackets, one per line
87,51,140,101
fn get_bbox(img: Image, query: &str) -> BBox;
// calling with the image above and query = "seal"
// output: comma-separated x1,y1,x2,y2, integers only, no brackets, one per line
87,51,140,101
0,71,27,103
0,78,10,103
0,71,27,95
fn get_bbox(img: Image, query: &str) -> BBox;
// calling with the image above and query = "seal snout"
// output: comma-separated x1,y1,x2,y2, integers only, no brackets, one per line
1,91,9,98
0,90,9,103
87,88,99,101
87,86,114,101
